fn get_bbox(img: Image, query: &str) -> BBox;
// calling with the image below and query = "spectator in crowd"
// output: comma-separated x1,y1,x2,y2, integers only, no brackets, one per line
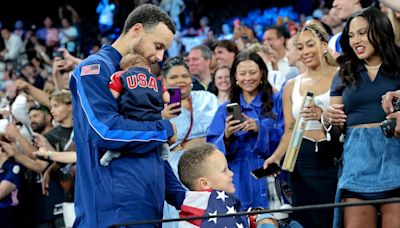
247,43,271,66
161,56,219,227
58,17,78,55
39,90,75,228
325,6,344,36
218,23,233,40
187,45,216,94
0,26,28,70
329,0,372,55
232,23,258,51
262,26,290,92
13,20,26,39
285,36,306,80
0,140,21,228
20,63,45,90
4,103,65,227
69,4,185,227
35,17,59,52
327,7,400,227
212,40,238,68
264,24,341,228
207,51,284,210
96,0,116,35
213,65,231,104
160,0,185,31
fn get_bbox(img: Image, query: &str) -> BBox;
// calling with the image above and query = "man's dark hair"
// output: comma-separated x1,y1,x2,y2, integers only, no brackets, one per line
360,0,373,8
266,26,288,39
178,143,216,190
212,40,239,56
161,56,188,77
191,45,212,60
29,105,51,115
122,4,176,35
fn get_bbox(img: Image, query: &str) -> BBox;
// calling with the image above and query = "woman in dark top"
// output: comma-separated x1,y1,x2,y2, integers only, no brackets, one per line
327,7,400,227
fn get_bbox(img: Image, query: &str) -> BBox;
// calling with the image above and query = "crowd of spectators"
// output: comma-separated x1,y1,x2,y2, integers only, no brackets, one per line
0,0,399,227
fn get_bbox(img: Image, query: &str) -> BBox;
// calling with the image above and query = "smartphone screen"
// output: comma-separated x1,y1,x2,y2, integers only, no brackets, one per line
251,163,281,179
167,87,181,115
226,103,244,123
54,50,64,60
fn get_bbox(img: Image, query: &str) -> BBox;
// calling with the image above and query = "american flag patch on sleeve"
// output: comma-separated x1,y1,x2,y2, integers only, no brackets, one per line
81,64,100,76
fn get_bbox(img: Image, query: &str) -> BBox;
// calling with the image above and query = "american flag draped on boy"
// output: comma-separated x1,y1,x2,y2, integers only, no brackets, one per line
179,190,256,228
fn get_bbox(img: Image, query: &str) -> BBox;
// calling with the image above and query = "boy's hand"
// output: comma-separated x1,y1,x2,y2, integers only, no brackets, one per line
168,123,177,145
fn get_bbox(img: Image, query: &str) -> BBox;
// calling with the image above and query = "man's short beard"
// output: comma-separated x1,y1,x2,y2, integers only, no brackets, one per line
32,122,47,134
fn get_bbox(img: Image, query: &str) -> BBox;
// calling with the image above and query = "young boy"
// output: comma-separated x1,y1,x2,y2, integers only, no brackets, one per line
178,143,280,227
100,53,170,166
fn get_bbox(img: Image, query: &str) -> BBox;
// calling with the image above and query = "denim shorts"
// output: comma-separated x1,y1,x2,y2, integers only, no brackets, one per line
333,127,400,227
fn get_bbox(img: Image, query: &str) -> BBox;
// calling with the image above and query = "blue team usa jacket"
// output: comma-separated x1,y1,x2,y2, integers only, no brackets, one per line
70,45,185,228
207,92,284,210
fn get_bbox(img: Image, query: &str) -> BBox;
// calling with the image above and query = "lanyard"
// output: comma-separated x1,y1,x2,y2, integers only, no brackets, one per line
180,97,193,147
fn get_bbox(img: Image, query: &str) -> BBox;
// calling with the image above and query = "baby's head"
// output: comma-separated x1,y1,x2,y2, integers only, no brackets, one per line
178,143,235,194
120,53,150,71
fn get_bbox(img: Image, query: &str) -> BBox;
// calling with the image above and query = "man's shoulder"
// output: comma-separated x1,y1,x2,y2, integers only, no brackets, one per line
73,54,114,77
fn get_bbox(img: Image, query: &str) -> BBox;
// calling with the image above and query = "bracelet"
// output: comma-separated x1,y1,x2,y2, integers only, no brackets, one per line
47,150,53,160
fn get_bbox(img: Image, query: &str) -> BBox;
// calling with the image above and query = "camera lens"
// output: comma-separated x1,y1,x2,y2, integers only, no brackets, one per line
381,118,397,138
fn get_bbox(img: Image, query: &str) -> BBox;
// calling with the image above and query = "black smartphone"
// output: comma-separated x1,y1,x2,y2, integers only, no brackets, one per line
226,103,244,123
251,163,281,179
54,50,64,60
167,87,181,115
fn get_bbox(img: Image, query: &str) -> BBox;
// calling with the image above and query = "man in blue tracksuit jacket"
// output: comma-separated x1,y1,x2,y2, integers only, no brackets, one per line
69,4,185,227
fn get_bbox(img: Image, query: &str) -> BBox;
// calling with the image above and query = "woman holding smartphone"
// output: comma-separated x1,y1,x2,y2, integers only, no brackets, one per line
206,51,284,210
161,57,219,227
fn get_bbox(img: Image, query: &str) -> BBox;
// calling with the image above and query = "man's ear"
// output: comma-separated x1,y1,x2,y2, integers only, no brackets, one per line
129,23,144,36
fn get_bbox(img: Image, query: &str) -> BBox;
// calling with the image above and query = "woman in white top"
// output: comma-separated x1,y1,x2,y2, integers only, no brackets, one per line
264,24,342,228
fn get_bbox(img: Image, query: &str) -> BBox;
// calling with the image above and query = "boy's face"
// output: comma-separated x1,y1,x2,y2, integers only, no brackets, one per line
203,150,235,194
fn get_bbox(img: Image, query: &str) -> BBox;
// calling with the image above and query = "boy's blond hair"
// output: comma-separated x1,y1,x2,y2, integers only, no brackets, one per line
120,53,150,70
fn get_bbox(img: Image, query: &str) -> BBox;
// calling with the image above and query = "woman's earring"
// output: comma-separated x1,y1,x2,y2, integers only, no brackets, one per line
236,81,239,85
191,83,193,88
323,49,328,56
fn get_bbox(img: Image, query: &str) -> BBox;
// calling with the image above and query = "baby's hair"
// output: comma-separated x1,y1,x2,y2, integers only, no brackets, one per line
178,143,217,190
120,53,150,70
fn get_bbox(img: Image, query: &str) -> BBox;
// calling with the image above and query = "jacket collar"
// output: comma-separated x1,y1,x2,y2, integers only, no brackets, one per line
240,91,263,108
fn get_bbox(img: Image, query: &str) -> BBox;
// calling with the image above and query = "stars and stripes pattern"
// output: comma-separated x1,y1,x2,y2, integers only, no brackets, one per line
179,190,249,227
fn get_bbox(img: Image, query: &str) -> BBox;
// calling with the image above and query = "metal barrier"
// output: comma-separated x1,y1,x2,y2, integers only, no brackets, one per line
115,197,400,227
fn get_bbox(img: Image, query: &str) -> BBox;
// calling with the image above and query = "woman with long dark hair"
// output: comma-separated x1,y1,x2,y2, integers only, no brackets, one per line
327,6,400,227
207,51,283,210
